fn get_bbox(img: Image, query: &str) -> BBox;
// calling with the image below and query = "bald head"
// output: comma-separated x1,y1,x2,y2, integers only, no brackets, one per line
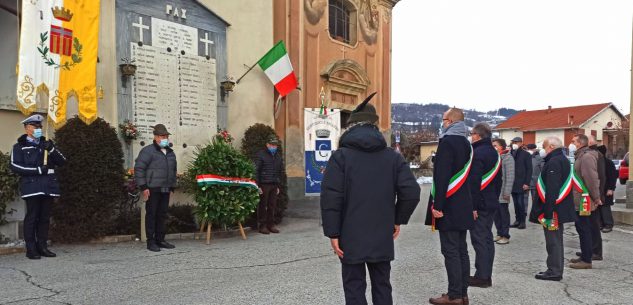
445,108,464,122
588,135,598,146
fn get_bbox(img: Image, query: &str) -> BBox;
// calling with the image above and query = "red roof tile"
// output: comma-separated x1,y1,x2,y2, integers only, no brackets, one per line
495,103,612,131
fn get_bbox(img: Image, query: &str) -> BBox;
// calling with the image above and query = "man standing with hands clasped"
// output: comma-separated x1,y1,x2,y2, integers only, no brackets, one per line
134,124,177,252
425,108,474,305
254,137,284,234
321,93,420,305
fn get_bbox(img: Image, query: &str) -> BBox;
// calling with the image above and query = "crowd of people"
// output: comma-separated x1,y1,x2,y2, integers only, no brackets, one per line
319,103,619,305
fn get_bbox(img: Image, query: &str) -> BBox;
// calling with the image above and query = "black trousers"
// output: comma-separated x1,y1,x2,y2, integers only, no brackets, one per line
512,191,528,224
470,209,496,279
596,204,614,229
440,230,469,299
494,202,511,238
146,191,170,243
341,261,392,305
575,214,593,263
258,184,278,227
543,223,565,277
23,196,54,249
590,212,603,256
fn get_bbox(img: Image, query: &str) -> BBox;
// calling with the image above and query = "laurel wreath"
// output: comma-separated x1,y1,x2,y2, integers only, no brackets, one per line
37,31,83,71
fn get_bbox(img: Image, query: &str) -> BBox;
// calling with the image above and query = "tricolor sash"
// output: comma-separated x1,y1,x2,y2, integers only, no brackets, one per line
536,163,591,230
480,152,501,191
430,146,474,231
196,174,258,191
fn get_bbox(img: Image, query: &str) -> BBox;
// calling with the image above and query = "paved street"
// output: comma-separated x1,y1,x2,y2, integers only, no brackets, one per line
1,185,633,305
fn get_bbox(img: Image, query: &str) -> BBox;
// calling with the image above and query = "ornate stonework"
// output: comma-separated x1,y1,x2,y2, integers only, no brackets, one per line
304,0,327,25
359,0,379,45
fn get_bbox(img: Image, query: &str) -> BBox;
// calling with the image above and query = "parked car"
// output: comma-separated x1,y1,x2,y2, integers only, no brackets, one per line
619,153,629,185
613,159,622,171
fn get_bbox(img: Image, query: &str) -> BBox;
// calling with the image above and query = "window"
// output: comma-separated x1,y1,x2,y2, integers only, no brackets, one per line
329,0,355,44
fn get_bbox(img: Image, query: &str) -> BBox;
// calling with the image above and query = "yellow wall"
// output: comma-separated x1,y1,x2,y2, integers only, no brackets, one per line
580,107,624,141
534,129,565,147
419,143,438,162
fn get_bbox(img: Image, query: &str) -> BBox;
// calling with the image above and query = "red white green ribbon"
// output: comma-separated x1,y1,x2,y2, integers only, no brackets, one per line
196,174,258,191
536,163,592,229
430,146,474,231
480,152,501,191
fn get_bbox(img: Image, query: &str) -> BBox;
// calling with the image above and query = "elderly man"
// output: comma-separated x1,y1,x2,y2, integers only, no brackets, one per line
321,93,420,305
255,137,285,234
134,124,177,252
467,123,500,288
493,138,514,245
529,137,576,281
425,107,474,305
510,137,532,229
569,134,602,269
10,114,66,259
596,145,617,233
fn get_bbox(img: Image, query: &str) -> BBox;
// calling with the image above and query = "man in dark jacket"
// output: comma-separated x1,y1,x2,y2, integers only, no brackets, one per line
255,137,284,234
526,143,544,207
529,136,576,281
321,93,420,305
510,137,532,229
596,145,616,233
425,108,474,305
135,124,177,252
467,123,500,288
10,114,66,259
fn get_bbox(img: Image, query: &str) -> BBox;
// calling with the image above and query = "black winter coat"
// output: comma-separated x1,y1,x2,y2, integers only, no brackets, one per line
603,154,618,206
424,134,474,231
320,124,420,264
511,148,532,193
529,148,576,224
469,138,500,212
10,135,66,198
255,149,284,185
134,142,177,191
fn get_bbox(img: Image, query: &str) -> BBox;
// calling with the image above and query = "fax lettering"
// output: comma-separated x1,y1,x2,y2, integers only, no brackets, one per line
166,4,187,19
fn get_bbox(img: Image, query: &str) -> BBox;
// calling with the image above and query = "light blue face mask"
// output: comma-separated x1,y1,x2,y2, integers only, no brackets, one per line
33,128,43,139
268,147,278,154
159,139,169,148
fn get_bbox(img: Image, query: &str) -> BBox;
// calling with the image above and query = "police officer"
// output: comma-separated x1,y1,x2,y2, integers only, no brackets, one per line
10,114,67,259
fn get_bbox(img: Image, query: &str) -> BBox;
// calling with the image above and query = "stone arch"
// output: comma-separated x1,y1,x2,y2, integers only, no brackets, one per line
320,59,370,111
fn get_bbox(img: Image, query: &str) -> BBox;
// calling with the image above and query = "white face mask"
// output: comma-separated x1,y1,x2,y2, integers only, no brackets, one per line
511,144,519,150
539,149,547,158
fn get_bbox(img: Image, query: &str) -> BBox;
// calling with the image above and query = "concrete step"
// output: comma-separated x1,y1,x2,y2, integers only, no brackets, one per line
613,206,633,225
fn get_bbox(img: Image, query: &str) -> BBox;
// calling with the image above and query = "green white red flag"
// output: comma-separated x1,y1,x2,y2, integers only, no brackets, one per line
258,41,298,97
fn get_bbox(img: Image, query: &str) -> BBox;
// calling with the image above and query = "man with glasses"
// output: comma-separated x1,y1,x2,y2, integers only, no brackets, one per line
10,114,67,259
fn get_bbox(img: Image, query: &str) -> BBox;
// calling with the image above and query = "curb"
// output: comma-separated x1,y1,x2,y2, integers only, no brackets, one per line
0,247,25,256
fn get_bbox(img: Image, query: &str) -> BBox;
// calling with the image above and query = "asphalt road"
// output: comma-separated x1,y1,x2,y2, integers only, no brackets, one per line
1,185,632,305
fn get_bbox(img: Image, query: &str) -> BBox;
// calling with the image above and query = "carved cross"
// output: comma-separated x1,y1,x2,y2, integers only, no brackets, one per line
340,45,347,59
200,32,214,57
132,16,150,43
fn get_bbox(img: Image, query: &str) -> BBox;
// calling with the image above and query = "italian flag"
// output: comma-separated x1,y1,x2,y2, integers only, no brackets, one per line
258,41,298,97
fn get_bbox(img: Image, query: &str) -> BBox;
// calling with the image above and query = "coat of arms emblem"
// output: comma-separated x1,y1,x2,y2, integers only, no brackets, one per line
37,6,83,70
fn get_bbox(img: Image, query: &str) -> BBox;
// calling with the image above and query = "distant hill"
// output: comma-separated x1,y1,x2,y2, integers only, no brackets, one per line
391,103,520,132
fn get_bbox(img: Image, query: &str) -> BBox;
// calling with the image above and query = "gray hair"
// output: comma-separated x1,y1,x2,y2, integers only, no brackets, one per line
471,122,492,139
574,134,589,147
544,136,563,149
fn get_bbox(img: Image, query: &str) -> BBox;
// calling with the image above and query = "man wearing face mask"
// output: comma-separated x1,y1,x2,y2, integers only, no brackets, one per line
10,114,67,259
134,124,177,252
526,144,545,210
255,137,284,234
509,137,532,229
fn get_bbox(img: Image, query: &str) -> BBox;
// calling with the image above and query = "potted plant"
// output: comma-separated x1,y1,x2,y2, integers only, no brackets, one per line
119,58,137,77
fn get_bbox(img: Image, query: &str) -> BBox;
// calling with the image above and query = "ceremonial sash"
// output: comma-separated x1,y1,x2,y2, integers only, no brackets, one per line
480,152,501,191
535,163,591,230
196,174,258,191
430,146,474,231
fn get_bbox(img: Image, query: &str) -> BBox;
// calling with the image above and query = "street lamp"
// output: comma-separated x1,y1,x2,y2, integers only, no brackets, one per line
220,76,236,103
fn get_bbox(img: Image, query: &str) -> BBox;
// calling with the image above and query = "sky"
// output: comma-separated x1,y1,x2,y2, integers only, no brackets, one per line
392,0,633,114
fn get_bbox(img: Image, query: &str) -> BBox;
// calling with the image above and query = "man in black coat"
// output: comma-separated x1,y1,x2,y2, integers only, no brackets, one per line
425,108,474,305
255,137,284,234
510,137,532,229
596,145,617,233
321,93,420,305
467,123,500,288
10,114,67,259
529,136,576,281
135,124,178,252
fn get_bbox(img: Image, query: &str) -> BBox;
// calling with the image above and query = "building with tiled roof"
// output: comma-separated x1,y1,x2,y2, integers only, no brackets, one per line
495,103,627,157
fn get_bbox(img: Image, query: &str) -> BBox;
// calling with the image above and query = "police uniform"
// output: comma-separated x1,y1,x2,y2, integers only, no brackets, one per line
9,115,66,259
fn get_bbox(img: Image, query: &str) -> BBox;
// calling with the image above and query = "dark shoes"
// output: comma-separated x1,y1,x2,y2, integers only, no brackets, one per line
37,245,57,258
268,226,280,234
259,226,270,234
26,250,41,260
601,226,613,233
468,276,492,288
157,241,175,249
535,272,562,281
429,294,465,305
510,221,520,228
26,243,56,259
517,222,526,229
147,242,161,252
